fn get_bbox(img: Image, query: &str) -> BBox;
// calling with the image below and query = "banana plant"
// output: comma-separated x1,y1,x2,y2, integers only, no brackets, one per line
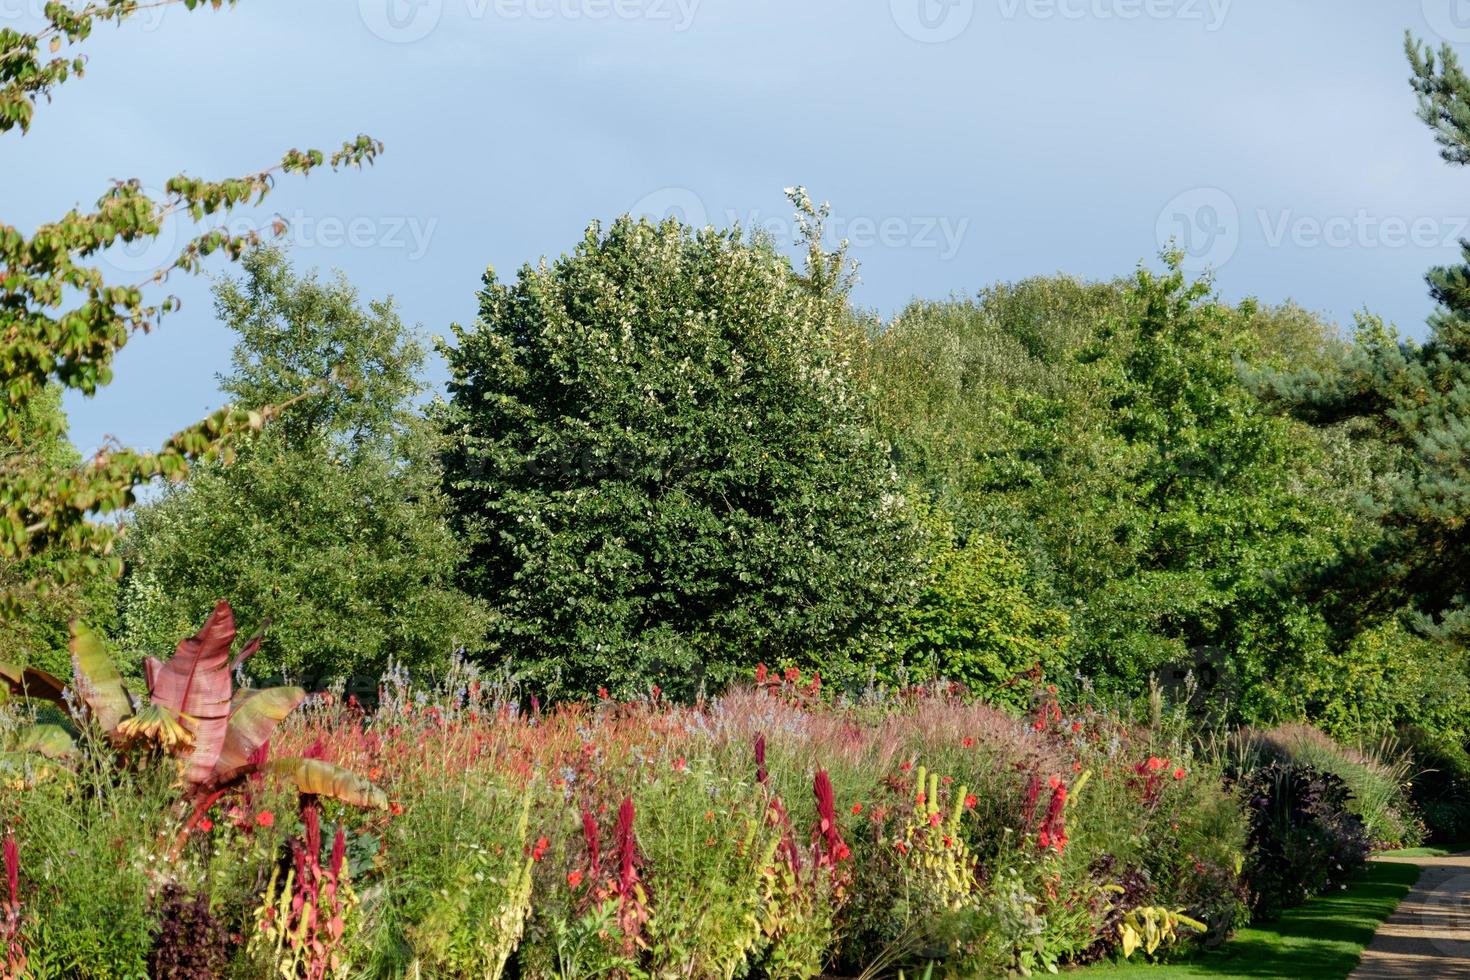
0,601,384,811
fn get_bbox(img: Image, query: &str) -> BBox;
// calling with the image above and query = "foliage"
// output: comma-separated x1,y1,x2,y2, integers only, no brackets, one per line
1240,724,1423,849
439,205,920,697
1236,762,1369,921
1116,907,1207,961
1250,35,1470,651
118,248,487,680
149,883,232,980
859,265,1358,721
0,1,381,610
895,501,1072,702
0,386,113,677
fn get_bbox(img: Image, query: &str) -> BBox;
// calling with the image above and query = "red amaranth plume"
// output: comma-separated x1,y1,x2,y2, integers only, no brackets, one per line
754,733,768,785
614,797,640,891
1021,773,1043,827
812,770,849,865
330,826,346,879
581,806,601,874
610,797,648,953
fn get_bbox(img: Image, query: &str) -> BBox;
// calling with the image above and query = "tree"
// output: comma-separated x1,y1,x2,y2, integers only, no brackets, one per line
862,264,1357,717
439,210,921,698
1253,34,1470,645
119,248,486,682
0,386,113,675
0,1,381,618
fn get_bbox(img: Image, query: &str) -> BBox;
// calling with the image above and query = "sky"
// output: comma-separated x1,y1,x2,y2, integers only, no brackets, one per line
7,0,1470,455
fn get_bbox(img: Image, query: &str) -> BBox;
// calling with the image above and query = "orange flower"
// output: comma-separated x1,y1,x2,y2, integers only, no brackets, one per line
254,811,275,828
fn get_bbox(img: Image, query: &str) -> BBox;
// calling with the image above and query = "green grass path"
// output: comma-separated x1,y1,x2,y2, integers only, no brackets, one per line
1087,862,1423,979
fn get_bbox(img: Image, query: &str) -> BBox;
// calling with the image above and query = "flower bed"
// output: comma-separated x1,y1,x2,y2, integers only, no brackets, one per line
0,660,1266,978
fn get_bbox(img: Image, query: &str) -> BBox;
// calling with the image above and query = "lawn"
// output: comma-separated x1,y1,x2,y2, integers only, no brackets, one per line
1088,861,1423,979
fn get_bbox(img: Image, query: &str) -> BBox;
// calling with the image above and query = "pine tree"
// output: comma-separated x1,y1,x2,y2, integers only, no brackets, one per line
1253,34,1470,643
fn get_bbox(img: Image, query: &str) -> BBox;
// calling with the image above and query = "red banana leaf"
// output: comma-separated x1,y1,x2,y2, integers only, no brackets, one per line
268,757,388,809
148,601,238,785
69,621,134,736
213,686,306,781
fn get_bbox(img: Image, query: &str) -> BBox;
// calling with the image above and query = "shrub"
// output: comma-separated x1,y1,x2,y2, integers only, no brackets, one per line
1238,761,1370,920
1246,723,1423,849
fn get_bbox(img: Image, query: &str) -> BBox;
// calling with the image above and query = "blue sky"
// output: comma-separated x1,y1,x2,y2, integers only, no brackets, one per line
8,0,1470,454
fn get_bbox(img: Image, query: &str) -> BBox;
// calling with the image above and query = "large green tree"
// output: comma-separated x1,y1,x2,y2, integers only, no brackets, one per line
439,212,922,697
863,264,1359,719
118,248,486,681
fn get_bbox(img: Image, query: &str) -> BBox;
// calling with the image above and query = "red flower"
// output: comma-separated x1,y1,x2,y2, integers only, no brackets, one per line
567,870,584,887
896,840,909,855
961,736,975,748
784,666,800,684
254,811,275,828
851,803,864,815
672,757,687,772
928,812,943,827
1071,721,1083,733
900,761,912,772
941,776,953,785
389,801,404,816
197,818,214,833
1173,767,1187,780
964,794,978,809
755,663,768,685
597,686,609,700
650,685,661,700
532,836,550,861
